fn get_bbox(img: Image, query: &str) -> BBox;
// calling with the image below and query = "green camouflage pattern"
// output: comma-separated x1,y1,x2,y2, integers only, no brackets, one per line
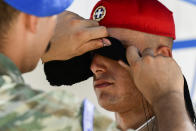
0,54,113,131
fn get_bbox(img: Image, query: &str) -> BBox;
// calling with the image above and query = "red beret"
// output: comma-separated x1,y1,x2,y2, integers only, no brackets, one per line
90,0,176,40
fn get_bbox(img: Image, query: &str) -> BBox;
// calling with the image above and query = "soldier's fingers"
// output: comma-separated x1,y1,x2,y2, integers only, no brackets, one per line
141,48,154,57
79,39,108,54
71,19,99,27
102,38,112,47
126,46,141,66
118,60,131,71
70,19,100,28
83,19,99,27
156,54,168,58
64,11,82,18
57,11,83,22
118,60,136,79
83,26,109,41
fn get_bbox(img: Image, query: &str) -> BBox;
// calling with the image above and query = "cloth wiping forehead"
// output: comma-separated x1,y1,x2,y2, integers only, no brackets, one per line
92,38,128,64
44,37,128,86
44,52,92,86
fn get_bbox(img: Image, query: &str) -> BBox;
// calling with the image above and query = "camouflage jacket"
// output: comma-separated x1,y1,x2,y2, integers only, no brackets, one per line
0,54,113,131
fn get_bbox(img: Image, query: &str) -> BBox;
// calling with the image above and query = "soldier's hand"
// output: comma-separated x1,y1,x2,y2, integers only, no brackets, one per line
118,46,184,106
42,11,111,63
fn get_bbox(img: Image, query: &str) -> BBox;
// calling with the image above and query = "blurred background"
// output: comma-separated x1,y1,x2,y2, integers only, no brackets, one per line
22,0,196,119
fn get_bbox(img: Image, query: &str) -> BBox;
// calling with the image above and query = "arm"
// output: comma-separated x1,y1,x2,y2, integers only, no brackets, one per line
119,46,195,131
153,92,194,131
42,11,111,62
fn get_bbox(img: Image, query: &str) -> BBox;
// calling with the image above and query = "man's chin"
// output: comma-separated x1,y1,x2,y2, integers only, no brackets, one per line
100,102,122,112
98,98,122,112
22,63,38,73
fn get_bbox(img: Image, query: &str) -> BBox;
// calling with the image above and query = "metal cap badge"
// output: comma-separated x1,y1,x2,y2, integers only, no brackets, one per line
93,6,106,21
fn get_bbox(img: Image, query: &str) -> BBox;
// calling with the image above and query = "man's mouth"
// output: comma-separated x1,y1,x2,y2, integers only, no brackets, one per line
94,80,113,88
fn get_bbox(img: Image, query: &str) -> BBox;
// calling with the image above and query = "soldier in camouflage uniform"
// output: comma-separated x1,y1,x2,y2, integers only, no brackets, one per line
0,54,112,131
0,0,112,130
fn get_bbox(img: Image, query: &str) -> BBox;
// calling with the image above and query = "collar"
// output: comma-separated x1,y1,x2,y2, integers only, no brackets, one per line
0,53,23,83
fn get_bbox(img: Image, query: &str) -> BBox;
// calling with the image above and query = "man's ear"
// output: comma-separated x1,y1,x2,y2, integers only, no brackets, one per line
155,46,172,57
24,13,39,33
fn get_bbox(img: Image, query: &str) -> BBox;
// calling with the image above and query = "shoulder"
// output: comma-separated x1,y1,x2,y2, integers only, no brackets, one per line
0,72,111,130
93,109,113,131
0,86,85,130
0,74,41,102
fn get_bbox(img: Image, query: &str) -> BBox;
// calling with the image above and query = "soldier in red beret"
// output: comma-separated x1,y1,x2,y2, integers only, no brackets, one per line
90,0,195,131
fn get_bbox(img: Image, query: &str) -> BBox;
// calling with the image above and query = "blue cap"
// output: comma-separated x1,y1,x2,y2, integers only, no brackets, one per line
4,0,74,17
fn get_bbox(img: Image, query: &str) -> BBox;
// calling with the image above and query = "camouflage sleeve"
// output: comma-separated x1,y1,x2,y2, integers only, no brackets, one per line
0,54,113,130
0,75,113,131
0,78,82,131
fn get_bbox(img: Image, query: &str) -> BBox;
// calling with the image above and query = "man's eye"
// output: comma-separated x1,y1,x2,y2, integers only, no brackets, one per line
45,42,51,53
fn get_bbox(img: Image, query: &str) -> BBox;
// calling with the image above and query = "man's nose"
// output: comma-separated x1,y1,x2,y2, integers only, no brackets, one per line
90,55,107,75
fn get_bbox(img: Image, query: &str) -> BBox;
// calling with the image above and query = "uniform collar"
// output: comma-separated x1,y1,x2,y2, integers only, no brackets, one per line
0,53,24,83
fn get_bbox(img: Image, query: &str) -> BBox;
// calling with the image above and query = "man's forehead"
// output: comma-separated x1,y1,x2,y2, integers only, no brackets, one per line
107,27,150,50
107,28,139,38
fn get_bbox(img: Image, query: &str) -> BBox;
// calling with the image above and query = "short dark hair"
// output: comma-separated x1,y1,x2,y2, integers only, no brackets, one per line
0,0,20,40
